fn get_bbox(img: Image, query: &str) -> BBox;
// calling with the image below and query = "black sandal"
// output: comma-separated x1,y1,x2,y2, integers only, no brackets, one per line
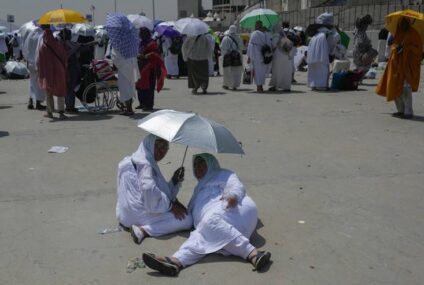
142,253,180,276
250,251,271,271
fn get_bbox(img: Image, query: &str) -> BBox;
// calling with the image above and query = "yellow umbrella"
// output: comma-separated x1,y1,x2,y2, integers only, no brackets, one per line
38,8,87,25
385,9,424,43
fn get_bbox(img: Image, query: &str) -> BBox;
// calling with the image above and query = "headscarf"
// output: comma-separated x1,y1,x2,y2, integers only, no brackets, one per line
188,153,221,211
316,12,334,26
132,133,168,168
228,25,237,35
130,134,174,198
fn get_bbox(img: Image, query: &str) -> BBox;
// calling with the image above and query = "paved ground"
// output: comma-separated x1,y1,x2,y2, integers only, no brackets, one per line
1,69,424,285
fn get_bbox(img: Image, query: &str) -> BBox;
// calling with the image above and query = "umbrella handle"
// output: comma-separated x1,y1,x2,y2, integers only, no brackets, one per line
181,146,189,167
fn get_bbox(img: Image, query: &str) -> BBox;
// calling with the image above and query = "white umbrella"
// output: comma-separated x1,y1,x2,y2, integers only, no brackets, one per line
175,18,209,37
71,23,95,37
0,26,7,33
137,109,244,163
4,61,30,77
127,14,154,31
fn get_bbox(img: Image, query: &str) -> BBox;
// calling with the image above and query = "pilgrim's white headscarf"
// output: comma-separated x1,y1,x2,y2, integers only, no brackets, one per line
131,134,173,199
188,153,221,209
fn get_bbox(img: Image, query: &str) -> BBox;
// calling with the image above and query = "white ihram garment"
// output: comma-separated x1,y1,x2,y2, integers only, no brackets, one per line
116,135,193,236
162,37,179,76
173,154,257,267
247,30,271,86
221,33,243,88
112,49,140,102
206,34,215,76
307,29,330,88
23,29,46,101
269,35,296,90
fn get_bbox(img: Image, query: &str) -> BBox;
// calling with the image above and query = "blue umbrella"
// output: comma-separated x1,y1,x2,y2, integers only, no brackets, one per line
106,13,139,59
153,20,164,27
155,25,180,37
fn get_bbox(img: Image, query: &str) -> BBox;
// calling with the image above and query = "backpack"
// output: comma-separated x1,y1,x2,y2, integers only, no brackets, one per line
223,36,242,67
261,44,273,64
169,37,182,55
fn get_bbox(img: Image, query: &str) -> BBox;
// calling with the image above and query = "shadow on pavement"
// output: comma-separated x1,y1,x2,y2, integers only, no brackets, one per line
0,131,9,137
0,105,12,109
265,90,306,95
59,113,114,122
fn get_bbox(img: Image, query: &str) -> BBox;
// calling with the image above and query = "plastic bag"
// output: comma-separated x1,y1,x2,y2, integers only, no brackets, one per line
243,65,251,84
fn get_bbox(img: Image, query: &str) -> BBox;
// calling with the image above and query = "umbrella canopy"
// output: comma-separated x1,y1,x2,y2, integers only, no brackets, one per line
158,21,175,27
71,23,95,37
155,25,180,37
240,8,279,29
385,9,424,43
127,14,154,31
94,26,108,43
137,109,245,154
154,20,164,27
106,13,139,59
5,61,30,77
175,18,209,37
0,26,8,33
38,8,86,25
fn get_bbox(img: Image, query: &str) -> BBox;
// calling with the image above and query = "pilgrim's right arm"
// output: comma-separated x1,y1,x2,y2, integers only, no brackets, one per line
138,165,172,213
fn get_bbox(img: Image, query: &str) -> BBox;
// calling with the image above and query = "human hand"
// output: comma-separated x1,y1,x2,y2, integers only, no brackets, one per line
225,195,238,209
171,202,187,220
172,167,185,185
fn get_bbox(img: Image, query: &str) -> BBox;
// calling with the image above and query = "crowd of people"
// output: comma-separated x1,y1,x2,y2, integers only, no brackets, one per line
1,7,422,278
9,10,421,121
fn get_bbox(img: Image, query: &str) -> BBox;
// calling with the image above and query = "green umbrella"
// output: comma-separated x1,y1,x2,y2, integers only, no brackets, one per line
339,30,350,49
240,8,279,29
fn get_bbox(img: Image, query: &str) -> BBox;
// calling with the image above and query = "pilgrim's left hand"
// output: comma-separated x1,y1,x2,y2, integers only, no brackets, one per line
225,196,238,209
172,167,185,185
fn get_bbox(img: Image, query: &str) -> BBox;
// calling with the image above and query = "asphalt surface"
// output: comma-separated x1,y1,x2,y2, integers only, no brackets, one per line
0,68,423,285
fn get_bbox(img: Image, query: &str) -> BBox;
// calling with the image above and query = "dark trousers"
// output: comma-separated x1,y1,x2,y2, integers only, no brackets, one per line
137,71,156,109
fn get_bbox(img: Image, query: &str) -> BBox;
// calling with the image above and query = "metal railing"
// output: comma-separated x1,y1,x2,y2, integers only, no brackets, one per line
279,3,423,31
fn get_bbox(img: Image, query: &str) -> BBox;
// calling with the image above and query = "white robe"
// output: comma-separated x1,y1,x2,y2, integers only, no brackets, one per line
23,29,46,101
269,37,296,90
112,49,140,102
173,170,257,266
220,34,243,88
162,37,179,76
116,156,192,235
206,34,215,76
307,29,330,88
247,30,271,86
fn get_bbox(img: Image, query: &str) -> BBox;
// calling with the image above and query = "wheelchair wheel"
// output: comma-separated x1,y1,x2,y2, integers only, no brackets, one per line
82,82,116,113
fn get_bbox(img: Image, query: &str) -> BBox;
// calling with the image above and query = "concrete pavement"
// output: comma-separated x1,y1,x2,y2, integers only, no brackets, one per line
0,69,423,285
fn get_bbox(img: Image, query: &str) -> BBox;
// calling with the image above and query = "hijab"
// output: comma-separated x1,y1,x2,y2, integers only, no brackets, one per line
131,134,173,199
188,153,221,211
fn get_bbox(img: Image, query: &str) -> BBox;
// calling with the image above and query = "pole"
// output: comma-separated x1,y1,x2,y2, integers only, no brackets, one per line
152,0,156,21
181,146,189,167
114,0,117,12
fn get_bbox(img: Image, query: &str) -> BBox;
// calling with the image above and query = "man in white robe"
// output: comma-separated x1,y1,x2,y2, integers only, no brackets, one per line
22,28,46,110
307,13,335,91
247,21,272,93
206,34,216,76
162,36,179,78
142,153,271,276
269,28,296,91
116,134,193,244
111,49,140,115
220,25,244,90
